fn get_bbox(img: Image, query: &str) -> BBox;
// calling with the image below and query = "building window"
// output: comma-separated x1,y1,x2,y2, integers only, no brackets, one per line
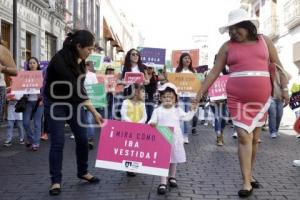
26,32,32,61
1,21,11,49
45,32,57,61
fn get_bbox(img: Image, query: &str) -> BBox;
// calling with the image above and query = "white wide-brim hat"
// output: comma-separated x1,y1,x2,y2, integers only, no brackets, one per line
219,8,259,34
158,82,178,95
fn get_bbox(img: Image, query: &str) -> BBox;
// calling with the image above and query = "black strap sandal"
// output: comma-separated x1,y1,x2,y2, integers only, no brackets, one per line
238,188,253,198
157,184,167,195
49,184,61,196
168,177,178,188
78,174,100,183
251,178,260,188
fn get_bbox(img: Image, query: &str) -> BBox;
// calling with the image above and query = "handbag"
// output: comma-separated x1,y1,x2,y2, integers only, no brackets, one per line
268,62,291,97
15,95,28,113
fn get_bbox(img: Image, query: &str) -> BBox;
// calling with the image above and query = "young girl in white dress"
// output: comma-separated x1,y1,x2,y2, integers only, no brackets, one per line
148,82,197,195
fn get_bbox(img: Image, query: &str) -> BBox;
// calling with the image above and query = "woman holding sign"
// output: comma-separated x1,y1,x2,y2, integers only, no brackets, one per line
196,9,288,197
44,30,103,196
175,53,196,144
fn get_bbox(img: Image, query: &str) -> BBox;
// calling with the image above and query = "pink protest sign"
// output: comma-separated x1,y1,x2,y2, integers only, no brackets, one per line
95,120,173,176
208,75,229,101
124,72,145,84
11,71,43,95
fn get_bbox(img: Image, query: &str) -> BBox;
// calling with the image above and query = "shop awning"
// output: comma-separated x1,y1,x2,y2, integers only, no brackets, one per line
103,18,115,41
115,35,124,53
110,27,120,47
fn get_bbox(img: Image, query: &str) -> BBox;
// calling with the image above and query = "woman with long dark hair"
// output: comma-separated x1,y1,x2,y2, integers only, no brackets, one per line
23,57,43,151
44,30,103,196
175,53,196,144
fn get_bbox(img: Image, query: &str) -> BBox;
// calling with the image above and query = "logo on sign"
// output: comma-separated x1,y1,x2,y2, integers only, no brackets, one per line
123,160,141,169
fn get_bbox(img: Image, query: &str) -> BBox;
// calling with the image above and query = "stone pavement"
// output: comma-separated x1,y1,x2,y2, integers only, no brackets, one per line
0,123,300,200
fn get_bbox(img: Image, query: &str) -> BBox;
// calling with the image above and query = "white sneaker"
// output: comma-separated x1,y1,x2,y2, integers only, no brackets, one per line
293,160,300,167
296,135,300,138
270,133,277,138
70,134,75,139
183,137,189,144
232,132,238,139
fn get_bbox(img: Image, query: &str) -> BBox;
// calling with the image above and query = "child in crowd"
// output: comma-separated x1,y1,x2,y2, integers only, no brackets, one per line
148,82,197,195
120,83,147,176
3,92,25,147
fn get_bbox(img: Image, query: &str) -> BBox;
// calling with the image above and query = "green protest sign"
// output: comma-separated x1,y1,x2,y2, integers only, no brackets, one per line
85,84,107,108
86,54,104,71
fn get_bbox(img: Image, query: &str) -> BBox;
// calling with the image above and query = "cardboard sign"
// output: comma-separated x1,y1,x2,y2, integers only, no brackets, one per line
124,72,145,84
289,91,300,111
85,83,107,108
166,73,201,96
138,47,166,68
11,71,43,95
95,120,173,176
86,53,104,71
105,75,118,92
208,75,229,101
171,49,199,68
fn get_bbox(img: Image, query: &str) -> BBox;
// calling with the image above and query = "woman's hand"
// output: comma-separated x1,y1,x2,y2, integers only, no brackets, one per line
92,111,104,125
282,90,290,107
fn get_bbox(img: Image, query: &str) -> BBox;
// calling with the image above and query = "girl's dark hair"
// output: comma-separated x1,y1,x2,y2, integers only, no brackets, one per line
123,83,145,100
230,21,258,41
175,53,195,73
122,48,146,78
27,57,41,70
158,87,178,105
62,29,95,76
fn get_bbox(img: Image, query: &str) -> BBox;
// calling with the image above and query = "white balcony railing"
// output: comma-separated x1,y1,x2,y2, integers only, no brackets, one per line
284,0,300,29
263,15,278,39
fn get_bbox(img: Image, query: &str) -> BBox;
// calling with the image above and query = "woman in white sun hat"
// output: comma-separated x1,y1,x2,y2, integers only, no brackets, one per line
196,8,289,198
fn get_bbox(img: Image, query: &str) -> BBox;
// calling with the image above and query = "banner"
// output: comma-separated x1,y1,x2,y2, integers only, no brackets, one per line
208,75,229,101
166,73,201,96
85,83,107,108
11,71,43,95
138,47,166,68
86,53,104,71
289,91,300,111
124,72,145,84
95,120,173,176
171,49,199,68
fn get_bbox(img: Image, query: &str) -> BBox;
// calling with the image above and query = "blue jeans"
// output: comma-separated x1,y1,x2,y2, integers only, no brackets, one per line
0,86,6,123
210,103,227,135
23,101,43,146
44,101,89,184
145,99,155,123
179,97,192,136
6,120,24,142
268,98,283,134
85,110,95,140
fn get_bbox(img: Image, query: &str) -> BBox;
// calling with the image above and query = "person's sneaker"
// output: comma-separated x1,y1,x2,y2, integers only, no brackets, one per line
191,128,199,135
204,122,208,126
19,139,25,145
258,138,262,143
31,144,39,151
41,133,48,141
3,141,12,147
296,135,300,138
183,137,189,144
270,132,277,138
232,132,238,139
216,136,223,146
69,134,75,139
293,160,300,167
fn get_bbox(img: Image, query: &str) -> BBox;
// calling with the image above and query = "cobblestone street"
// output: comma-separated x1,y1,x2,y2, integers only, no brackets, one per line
0,124,300,200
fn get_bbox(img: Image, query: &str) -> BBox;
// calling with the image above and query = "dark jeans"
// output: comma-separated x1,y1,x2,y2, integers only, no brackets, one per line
44,101,89,184
145,99,155,123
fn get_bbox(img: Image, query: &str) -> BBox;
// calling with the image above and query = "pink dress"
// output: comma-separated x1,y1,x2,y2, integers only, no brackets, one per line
226,35,272,133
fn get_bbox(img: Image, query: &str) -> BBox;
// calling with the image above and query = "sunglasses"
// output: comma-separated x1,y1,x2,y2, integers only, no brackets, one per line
131,53,139,56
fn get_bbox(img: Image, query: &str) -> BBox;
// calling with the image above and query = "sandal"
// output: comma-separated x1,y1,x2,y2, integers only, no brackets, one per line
168,177,178,188
238,188,253,198
157,184,167,195
251,178,260,188
49,183,61,196
78,174,100,183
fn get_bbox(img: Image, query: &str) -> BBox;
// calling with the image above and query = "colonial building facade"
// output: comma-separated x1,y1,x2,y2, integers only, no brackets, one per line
0,0,65,68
